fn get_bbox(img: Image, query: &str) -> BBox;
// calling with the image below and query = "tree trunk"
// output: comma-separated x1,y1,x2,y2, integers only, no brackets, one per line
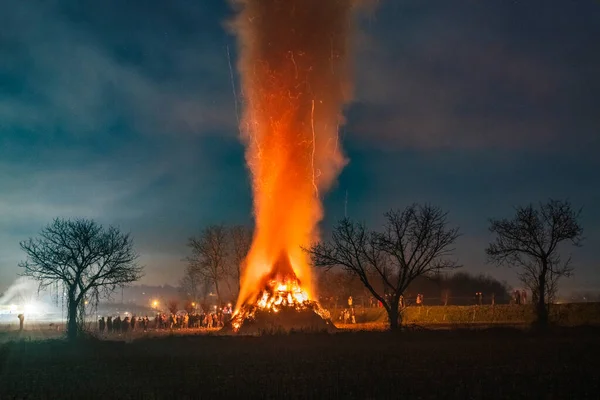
214,280,221,307
387,298,401,331
67,291,79,341
224,278,233,300
388,307,399,331
536,265,549,328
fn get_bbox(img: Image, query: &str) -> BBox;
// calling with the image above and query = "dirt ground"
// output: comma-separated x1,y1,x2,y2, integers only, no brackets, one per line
1,326,599,399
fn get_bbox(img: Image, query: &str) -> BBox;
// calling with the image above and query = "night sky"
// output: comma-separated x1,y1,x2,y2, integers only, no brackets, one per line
1,0,598,294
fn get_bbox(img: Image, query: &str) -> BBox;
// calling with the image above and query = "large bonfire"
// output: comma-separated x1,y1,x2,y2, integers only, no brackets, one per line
228,0,358,333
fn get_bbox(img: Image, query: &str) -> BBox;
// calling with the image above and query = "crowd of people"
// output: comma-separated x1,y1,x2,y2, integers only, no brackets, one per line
95,291,532,334
339,296,357,324
339,308,356,324
512,289,528,305
98,315,150,334
97,309,233,334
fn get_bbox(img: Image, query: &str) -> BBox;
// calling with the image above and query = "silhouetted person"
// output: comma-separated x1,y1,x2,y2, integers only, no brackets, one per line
114,316,122,333
416,294,423,306
99,317,106,333
17,314,24,331
342,309,349,324
107,316,113,333
131,316,136,331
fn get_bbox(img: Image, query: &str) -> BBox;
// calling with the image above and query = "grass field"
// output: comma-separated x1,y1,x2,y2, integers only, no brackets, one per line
337,302,600,326
1,327,599,399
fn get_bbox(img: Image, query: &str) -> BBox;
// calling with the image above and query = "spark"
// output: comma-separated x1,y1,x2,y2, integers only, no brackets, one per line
289,51,299,79
311,99,319,198
334,120,340,158
226,44,241,131
330,36,335,74
345,189,348,218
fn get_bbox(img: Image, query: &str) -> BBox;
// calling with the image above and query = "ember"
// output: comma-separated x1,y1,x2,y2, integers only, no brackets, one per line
228,254,333,333
255,279,310,312
230,278,332,333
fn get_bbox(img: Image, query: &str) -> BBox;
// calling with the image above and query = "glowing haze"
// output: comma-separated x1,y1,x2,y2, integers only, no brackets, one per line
231,0,358,310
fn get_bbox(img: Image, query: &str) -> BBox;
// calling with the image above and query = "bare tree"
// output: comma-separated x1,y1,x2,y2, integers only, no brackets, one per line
486,199,583,327
19,218,142,340
183,300,196,314
228,225,252,293
187,225,229,306
167,299,179,315
318,267,375,309
307,204,460,330
179,264,202,304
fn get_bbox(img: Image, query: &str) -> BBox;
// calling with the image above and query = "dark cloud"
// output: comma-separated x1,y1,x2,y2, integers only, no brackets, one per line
0,0,598,293
0,0,236,139
350,1,600,151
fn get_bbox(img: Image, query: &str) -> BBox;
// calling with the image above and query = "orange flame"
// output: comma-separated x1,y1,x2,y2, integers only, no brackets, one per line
231,0,357,311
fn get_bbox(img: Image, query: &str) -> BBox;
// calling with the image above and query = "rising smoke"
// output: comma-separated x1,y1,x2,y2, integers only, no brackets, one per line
0,277,39,307
229,0,361,309
0,277,59,320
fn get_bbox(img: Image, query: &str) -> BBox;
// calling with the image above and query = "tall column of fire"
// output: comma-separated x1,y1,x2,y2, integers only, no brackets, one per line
231,0,357,311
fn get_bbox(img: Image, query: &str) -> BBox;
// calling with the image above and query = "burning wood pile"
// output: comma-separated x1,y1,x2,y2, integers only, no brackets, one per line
226,278,335,335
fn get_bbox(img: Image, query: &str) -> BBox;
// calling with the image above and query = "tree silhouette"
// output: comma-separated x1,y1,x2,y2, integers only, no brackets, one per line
228,225,252,294
19,218,142,340
187,225,229,306
486,199,583,327
167,299,179,315
179,264,202,304
307,204,460,330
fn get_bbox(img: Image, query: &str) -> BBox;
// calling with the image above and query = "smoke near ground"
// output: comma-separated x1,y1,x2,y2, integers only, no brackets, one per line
0,277,61,322
230,0,360,309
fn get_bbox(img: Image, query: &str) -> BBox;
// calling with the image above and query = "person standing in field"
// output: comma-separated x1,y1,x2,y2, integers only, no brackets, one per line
17,313,24,331
476,292,483,305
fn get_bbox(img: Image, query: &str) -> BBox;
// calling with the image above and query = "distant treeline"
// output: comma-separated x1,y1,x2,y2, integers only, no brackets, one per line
102,271,510,311
317,271,512,308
